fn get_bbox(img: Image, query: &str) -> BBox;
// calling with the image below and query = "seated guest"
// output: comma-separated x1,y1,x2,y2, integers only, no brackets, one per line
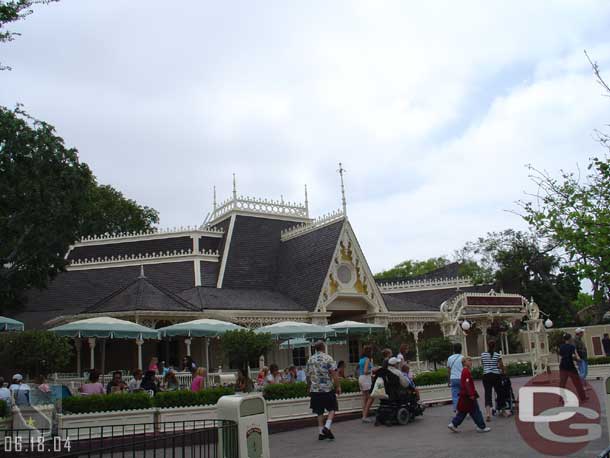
191,367,207,392
79,370,105,395
106,371,127,394
182,356,197,373
266,364,282,384
257,367,269,386
128,369,143,391
286,366,298,383
387,358,408,388
0,377,11,408
148,357,159,374
236,368,253,392
400,364,417,389
337,361,346,379
163,369,180,391
140,370,158,395
296,366,306,382
158,361,169,377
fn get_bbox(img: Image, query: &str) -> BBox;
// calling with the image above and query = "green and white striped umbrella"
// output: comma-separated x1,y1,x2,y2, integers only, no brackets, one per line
328,320,386,335
279,338,312,350
255,321,336,340
49,317,159,339
0,316,24,331
157,318,244,337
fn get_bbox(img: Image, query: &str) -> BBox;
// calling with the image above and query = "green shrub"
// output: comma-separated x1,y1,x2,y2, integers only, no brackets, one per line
471,366,483,379
505,362,532,377
340,379,360,393
0,399,8,418
588,356,610,366
62,391,153,414
263,382,308,400
414,368,448,386
154,387,234,409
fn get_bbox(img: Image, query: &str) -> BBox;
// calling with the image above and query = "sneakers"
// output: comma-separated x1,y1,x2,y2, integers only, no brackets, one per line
477,427,491,433
362,417,374,423
448,423,459,433
319,427,335,440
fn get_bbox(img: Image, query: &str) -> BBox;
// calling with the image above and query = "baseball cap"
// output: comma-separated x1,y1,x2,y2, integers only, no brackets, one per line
12,374,23,381
388,357,400,366
576,327,585,334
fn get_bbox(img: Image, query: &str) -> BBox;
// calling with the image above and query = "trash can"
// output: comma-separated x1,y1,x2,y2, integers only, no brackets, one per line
217,394,270,458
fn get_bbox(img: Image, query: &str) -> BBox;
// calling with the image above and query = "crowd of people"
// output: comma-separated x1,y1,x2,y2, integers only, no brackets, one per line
0,374,52,408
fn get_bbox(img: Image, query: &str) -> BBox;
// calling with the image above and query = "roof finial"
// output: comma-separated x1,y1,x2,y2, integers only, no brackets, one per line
280,194,284,203
213,185,217,210
139,264,145,278
338,162,347,215
232,173,237,200
304,184,309,215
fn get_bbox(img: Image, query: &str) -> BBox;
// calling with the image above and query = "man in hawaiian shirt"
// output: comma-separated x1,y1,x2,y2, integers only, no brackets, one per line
306,340,341,440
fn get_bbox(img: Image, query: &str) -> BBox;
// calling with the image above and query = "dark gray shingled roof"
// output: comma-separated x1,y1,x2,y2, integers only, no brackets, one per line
68,236,194,262
383,284,494,312
221,216,300,289
276,220,345,311
83,273,200,313
15,262,196,329
375,261,464,286
179,287,307,311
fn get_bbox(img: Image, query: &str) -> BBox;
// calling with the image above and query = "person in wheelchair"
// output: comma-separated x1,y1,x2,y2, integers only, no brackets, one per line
375,357,424,426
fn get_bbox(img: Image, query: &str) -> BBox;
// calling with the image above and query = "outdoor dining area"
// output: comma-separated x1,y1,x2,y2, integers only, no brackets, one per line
35,317,386,395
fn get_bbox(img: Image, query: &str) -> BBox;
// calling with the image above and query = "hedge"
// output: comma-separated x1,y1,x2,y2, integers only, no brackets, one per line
0,400,8,418
413,362,533,386
61,387,235,414
154,387,234,409
263,382,308,400
589,356,610,366
414,368,448,386
340,379,360,393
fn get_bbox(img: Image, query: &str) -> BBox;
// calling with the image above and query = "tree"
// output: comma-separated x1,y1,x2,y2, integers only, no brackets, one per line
362,326,415,364
0,330,73,377
0,0,58,70
221,329,274,388
375,257,450,281
418,336,452,370
0,106,159,312
457,229,581,326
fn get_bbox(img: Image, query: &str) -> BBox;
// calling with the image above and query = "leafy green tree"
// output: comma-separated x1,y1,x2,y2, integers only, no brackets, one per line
362,326,415,364
0,330,73,377
0,107,159,312
457,229,581,326
375,257,450,281
221,330,274,388
418,336,452,370
0,0,58,70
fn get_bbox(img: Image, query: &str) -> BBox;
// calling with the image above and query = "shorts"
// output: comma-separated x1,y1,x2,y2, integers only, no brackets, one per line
310,391,338,415
359,374,372,391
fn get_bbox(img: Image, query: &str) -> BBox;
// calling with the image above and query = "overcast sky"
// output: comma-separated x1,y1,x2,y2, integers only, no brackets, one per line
2,1,610,272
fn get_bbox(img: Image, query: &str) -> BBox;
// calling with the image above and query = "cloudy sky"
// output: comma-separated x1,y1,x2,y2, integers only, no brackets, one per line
2,0,609,272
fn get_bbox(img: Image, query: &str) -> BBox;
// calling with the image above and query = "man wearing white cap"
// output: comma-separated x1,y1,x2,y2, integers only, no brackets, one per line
574,328,588,382
387,357,409,388
9,374,30,407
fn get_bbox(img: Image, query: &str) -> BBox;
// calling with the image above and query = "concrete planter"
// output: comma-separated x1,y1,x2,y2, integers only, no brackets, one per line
418,383,452,404
57,408,157,440
266,397,313,422
547,362,610,380
0,417,11,432
157,404,217,428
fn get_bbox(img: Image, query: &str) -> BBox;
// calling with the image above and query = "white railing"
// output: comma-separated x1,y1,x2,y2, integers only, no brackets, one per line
77,226,224,244
280,209,345,241
378,276,473,292
69,249,219,266
208,195,309,224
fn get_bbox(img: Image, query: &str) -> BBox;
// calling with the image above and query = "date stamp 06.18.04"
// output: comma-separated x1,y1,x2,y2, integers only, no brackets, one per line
2,436,72,454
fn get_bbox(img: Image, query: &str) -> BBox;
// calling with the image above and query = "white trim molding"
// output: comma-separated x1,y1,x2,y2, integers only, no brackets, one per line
379,276,473,293
74,227,223,246
216,214,236,288
67,250,219,271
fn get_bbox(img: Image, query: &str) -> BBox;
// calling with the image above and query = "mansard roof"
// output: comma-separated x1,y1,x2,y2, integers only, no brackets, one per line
179,287,307,311
83,272,200,314
383,284,494,312
276,219,345,311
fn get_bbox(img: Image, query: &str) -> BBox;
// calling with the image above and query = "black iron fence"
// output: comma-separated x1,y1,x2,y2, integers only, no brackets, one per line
599,445,610,458
0,419,238,458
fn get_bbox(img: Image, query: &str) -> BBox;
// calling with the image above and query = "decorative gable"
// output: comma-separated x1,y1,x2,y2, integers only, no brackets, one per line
315,220,387,314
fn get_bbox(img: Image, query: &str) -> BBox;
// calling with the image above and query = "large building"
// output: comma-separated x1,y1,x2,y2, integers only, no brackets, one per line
15,182,548,374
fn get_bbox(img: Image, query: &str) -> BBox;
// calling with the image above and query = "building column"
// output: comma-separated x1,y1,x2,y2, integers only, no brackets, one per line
413,333,421,371
504,333,510,355
87,338,96,370
481,327,488,353
74,338,82,375
136,339,144,370
462,333,469,357
406,323,424,371
184,338,192,356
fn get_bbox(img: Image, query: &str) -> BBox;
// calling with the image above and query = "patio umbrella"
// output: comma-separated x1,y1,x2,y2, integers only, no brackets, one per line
157,318,244,368
328,320,386,335
0,316,24,331
255,321,336,340
49,317,158,370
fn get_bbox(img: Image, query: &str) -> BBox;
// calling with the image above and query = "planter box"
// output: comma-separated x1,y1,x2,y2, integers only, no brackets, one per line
545,362,610,381
418,384,451,404
157,404,216,429
57,408,157,440
267,397,312,422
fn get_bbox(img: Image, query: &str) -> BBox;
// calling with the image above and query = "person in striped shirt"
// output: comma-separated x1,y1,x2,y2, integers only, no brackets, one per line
480,340,508,420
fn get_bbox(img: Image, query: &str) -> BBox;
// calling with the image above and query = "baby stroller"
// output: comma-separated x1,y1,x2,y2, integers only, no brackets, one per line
495,374,516,415
374,369,425,426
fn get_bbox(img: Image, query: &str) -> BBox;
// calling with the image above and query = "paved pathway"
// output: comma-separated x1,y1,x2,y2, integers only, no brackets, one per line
270,378,609,458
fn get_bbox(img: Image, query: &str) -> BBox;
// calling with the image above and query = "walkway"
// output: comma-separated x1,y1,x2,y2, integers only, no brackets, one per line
269,379,609,458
